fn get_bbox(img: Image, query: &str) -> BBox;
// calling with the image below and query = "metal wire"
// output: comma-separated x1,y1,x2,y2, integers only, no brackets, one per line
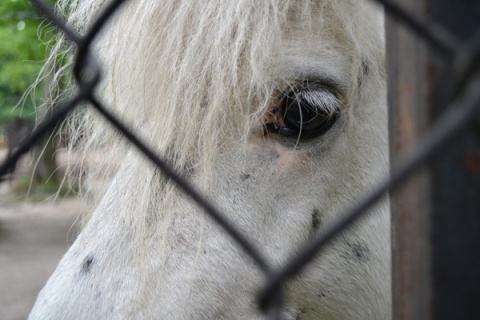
1,0,479,319
372,0,458,57
9,0,274,276
259,71,480,311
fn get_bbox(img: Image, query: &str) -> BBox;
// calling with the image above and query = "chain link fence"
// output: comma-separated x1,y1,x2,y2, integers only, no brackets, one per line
1,0,479,318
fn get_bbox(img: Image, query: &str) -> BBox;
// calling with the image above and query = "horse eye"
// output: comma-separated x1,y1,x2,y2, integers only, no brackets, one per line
274,83,341,140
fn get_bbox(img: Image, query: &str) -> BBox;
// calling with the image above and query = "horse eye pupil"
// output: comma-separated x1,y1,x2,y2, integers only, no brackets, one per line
277,87,339,140
283,96,330,131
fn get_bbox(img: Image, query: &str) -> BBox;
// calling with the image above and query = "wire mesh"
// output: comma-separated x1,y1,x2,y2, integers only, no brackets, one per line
1,0,479,318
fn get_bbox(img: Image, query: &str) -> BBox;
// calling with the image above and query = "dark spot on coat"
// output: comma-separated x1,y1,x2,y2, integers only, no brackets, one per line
296,307,307,320
318,289,330,299
358,59,370,88
240,173,250,181
81,255,94,273
270,150,280,163
311,209,321,232
344,241,370,262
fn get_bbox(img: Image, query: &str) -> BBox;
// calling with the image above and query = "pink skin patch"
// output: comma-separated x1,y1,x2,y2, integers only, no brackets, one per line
252,128,308,173
272,142,308,173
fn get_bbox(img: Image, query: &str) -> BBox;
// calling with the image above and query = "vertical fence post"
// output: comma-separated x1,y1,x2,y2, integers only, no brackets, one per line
387,1,432,318
388,0,480,319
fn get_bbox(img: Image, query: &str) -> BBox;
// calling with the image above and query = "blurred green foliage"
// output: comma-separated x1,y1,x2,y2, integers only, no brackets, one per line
0,0,56,127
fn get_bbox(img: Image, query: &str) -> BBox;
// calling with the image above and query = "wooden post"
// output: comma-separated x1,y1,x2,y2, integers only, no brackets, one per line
388,0,480,319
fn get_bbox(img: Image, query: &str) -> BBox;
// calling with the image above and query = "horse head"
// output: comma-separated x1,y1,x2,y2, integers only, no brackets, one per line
30,1,390,319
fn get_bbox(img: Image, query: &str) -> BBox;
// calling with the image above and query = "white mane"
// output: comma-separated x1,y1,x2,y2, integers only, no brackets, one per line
49,0,385,196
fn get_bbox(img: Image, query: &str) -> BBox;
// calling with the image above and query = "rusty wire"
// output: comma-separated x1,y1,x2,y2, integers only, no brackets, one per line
1,0,479,318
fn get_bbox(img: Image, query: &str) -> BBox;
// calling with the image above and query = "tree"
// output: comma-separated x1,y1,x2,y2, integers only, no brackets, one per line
0,0,53,124
0,0,62,191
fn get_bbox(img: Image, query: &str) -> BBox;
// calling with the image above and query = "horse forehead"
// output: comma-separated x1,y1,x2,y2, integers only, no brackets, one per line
279,31,352,89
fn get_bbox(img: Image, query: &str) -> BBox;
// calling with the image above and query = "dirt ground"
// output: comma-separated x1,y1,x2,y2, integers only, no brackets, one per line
0,147,85,319
0,197,83,320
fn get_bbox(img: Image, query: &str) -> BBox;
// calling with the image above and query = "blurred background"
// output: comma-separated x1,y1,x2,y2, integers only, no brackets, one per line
0,1,83,318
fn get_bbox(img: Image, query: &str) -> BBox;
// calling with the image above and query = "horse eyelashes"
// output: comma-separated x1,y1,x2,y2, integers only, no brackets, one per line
267,82,341,140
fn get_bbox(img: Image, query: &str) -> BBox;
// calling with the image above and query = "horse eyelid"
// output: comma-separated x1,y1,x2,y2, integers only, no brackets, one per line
291,86,341,116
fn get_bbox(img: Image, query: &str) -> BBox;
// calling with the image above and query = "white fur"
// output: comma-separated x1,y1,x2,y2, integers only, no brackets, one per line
30,0,390,319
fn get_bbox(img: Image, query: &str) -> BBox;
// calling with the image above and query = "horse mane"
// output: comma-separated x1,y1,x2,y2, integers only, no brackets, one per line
43,0,385,217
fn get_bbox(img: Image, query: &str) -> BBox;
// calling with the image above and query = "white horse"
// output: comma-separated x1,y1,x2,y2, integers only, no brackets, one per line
30,0,390,319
